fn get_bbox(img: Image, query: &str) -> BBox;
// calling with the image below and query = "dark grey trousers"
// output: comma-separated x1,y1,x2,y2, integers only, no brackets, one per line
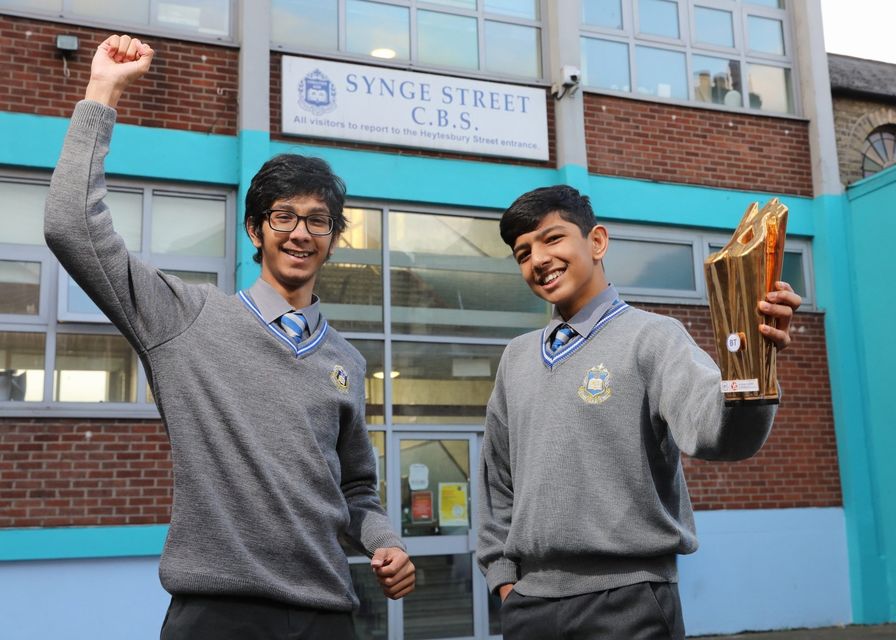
159,594,356,640
499,581,685,640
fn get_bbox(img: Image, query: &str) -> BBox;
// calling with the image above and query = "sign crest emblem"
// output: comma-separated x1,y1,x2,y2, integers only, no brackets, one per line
299,69,337,115
578,363,612,404
330,365,349,393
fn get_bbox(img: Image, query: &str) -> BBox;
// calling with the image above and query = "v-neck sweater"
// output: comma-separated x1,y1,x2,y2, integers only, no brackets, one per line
477,301,777,598
45,101,402,611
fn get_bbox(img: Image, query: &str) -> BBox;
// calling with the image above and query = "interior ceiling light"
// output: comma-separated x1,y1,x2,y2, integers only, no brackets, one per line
370,48,396,59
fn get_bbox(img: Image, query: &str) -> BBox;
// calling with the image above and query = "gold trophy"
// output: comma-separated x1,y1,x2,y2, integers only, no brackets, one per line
704,199,787,404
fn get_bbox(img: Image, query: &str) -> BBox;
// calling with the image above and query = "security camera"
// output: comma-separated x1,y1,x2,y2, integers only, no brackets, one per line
561,65,581,88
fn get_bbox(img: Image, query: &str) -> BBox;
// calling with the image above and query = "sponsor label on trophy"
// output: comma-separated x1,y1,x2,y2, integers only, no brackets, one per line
704,199,787,404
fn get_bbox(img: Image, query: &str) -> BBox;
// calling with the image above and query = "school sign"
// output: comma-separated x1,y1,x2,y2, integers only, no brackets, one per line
281,55,549,161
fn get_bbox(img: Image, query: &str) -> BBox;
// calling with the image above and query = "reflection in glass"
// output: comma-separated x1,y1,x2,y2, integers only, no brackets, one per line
151,194,225,257
424,0,475,10
392,342,502,424
0,332,44,402
694,6,734,48
403,554,474,638
781,251,806,298
350,562,388,639
162,270,218,286
0,0,61,10
155,0,230,36
418,10,478,70
692,55,742,107
272,0,337,51
54,333,137,402
605,238,695,290
347,0,410,60
0,180,47,245
484,21,541,78
368,431,386,505
71,0,149,24
747,15,785,55
106,190,143,251
319,208,383,333
582,37,630,91
746,64,793,113
485,0,538,20
65,274,105,318
746,0,783,6
390,212,547,337
635,46,687,99
400,439,470,536
583,0,623,29
349,339,385,425
638,0,679,39
0,261,40,315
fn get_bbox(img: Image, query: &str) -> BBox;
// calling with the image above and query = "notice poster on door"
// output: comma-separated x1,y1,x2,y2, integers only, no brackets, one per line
411,491,433,522
438,482,469,527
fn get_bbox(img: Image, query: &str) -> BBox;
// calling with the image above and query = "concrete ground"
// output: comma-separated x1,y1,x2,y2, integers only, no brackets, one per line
695,624,896,639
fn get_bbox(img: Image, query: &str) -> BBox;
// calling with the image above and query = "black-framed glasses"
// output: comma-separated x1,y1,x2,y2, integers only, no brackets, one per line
265,209,335,236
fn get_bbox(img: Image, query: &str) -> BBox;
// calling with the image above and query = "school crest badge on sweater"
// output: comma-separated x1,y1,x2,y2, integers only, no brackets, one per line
330,365,349,393
579,364,612,404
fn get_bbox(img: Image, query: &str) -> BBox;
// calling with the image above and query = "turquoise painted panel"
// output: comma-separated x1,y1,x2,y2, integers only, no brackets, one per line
846,176,896,620
680,508,851,634
0,525,167,561
236,129,270,289
264,144,815,235
0,509,850,638
812,193,890,623
0,111,238,185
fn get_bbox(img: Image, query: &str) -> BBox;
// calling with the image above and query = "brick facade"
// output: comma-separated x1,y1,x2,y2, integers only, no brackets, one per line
584,93,814,197
831,94,896,186
0,306,840,530
0,15,238,135
270,52,557,168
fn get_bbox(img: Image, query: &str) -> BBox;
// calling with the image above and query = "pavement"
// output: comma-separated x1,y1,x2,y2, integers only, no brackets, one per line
695,624,896,639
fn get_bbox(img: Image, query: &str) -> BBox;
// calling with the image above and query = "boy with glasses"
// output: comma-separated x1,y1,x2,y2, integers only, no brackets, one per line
477,185,801,639
45,34,413,639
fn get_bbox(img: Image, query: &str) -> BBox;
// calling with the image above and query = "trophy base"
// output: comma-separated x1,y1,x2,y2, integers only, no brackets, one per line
723,397,780,407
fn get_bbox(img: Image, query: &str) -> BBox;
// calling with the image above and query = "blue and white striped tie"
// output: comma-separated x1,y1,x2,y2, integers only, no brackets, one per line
550,324,577,353
279,311,308,345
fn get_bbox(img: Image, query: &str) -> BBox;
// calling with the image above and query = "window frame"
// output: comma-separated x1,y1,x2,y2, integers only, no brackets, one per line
0,171,236,417
0,0,238,45
580,0,800,116
270,0,549,83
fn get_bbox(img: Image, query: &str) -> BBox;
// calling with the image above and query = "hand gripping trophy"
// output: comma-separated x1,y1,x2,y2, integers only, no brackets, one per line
704,199,788,404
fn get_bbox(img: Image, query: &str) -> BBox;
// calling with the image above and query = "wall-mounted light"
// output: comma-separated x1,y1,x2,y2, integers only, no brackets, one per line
370,48,396,59
56,34,79,55
56,34,79,79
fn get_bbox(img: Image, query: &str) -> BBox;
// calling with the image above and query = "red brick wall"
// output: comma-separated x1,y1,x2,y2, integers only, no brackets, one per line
270,52,556,168
0,308,840,529
642,304,842,510
584,93,814,197
0,15,238,135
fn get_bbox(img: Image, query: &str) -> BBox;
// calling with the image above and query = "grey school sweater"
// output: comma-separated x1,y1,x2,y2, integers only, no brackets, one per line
477,295,776,598
45,101,403,611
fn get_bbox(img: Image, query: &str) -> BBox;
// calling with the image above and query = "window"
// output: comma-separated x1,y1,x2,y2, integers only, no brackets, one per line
0,173,235,410
861,126,896,179
271,0,544,80
0,0,234,41
581,0,795,114
605,221,814,305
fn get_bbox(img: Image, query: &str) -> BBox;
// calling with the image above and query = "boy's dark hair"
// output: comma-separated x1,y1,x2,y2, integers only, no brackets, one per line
244,154,347,264
500,185,597,247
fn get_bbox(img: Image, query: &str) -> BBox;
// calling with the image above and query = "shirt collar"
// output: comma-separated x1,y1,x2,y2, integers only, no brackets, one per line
545,284,620,343
246,278,321,332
